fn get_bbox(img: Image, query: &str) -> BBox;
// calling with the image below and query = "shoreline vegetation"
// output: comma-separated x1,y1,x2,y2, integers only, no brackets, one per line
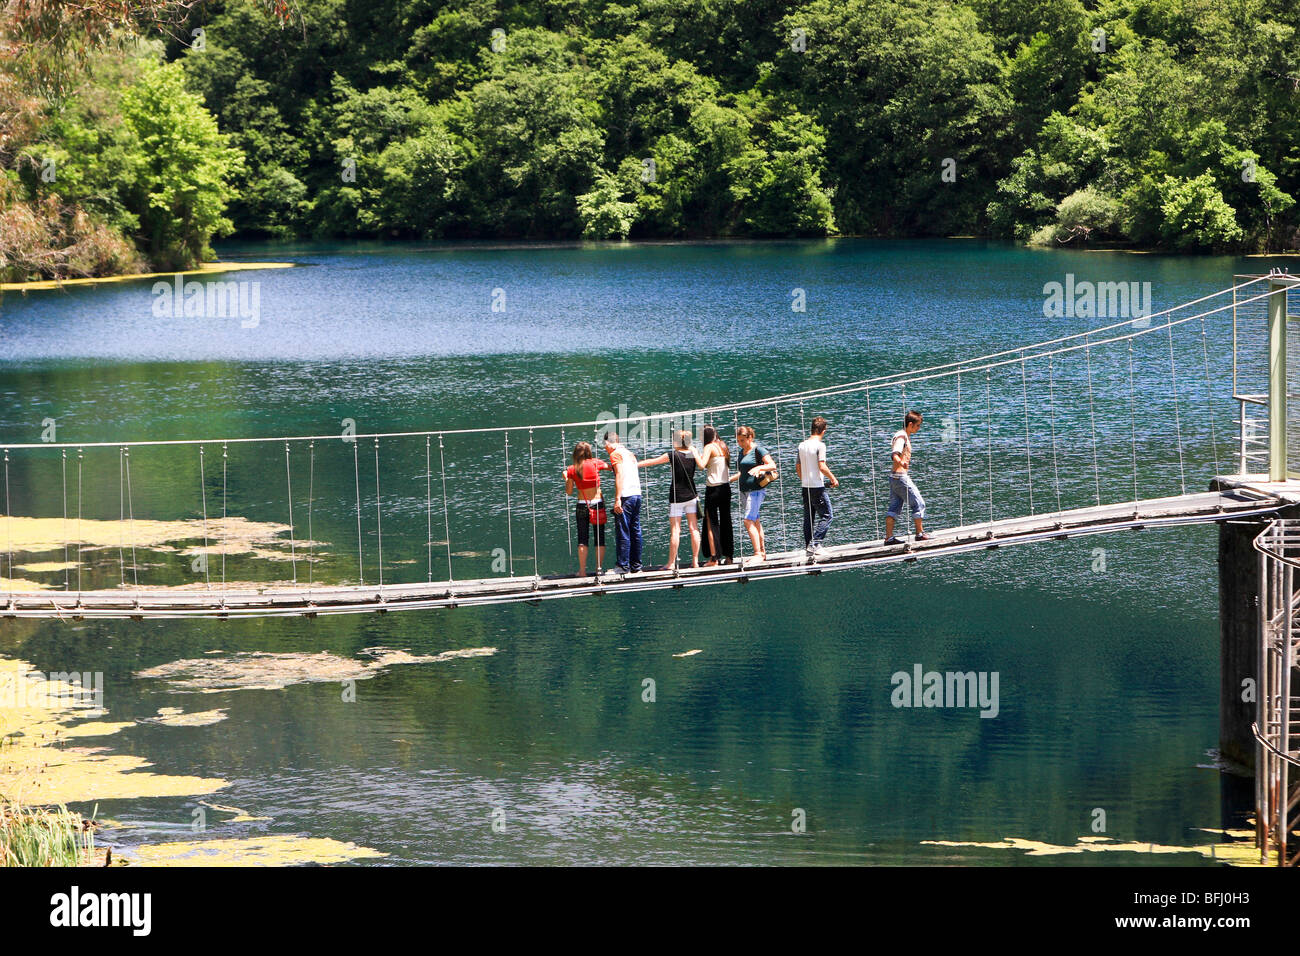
4,2,1300,284
0,800,102,867
6,241,1300,296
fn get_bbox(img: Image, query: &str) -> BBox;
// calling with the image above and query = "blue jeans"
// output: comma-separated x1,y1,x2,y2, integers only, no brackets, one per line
614,495,643,570
802,487,833,546
887,472,925,520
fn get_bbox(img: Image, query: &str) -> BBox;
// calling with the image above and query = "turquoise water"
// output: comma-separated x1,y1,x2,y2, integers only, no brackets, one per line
2,239,1298,864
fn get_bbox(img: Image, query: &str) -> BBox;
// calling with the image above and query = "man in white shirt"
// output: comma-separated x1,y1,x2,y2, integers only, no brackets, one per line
603,430,643,573
884,410,929,545
796,416,839,554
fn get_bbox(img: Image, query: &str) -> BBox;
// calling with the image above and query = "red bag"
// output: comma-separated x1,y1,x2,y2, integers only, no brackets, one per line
590,501,608,525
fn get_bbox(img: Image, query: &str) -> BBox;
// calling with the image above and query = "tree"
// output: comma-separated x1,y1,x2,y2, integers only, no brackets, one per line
119,61,242,267
13,0,1295,255
1153,173,1244,250
989,112,1111,238
577,172,639,239
733,103,836,236
3,0,294,105
771,0,1010,235
1027,186,1122,245
449,28,605,237
362,117,467,237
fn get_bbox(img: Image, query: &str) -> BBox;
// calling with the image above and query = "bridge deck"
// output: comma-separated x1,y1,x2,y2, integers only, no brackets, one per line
3,488,1288,619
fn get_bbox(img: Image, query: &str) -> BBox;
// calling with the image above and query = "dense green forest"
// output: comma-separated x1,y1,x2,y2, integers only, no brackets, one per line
3,0,1300,279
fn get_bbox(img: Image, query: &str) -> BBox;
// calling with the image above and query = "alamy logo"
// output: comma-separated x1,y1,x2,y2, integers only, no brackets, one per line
890,663,999,718
595,404,706,448
1042,274,1152,321
0,669,103,710
49,887,151,936
152,275,261,328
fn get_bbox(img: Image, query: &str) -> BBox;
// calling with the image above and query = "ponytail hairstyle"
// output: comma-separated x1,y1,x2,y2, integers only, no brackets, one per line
703,425,729,465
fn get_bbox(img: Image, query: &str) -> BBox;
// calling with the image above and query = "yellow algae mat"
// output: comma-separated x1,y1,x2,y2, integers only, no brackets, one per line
136,646,498,692
127,836,385,866
1,658,386,866
923,834,1264,866
140,707,228,727
1,514,310,591
0,658,224,806
3,514,300,559
1,261,294,293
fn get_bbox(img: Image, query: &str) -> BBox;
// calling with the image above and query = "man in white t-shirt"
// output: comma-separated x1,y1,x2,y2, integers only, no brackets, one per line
603,430,643,573
884,410,930,545
796,416,839,554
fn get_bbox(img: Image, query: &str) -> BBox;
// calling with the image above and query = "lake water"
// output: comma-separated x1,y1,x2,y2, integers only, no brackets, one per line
2,238,1298,865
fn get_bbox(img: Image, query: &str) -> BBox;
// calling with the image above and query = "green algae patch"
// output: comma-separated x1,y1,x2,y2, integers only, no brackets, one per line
2,513,327,593
136,646,497,693
125,834,386,866
1,658,227,807
2,658,393,867
922,835,1265,866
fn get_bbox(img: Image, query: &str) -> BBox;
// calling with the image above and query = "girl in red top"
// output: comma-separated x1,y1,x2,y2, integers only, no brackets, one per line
564,441,610,576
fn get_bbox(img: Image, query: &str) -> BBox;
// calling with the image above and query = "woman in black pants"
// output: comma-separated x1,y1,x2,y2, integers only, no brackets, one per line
698,425,734,565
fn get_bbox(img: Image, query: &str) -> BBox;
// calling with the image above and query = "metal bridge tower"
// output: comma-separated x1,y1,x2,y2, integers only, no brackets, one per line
1231,272,1300,865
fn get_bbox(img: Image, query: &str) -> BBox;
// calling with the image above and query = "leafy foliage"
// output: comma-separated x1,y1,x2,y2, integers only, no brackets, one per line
6,0,1300,277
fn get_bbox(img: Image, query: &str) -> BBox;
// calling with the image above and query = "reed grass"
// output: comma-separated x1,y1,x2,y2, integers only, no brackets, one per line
0,798,97,867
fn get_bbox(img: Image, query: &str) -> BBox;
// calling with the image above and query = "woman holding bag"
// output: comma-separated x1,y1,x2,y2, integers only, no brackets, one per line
733,425,777,562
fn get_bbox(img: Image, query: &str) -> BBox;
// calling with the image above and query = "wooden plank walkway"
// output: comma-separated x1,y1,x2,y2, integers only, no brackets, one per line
2,488,1289,620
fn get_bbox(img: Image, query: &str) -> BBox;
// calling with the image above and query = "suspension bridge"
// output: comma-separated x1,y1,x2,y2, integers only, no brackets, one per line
2,270,1299,864
1,273,1298,620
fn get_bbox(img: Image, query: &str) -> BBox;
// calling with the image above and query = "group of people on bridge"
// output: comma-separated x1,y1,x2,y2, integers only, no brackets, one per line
562,410,931,576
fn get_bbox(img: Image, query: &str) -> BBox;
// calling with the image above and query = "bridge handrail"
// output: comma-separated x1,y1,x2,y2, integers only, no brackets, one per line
1252,722,1300,767
1252,519,1300,571
0,278,1283,450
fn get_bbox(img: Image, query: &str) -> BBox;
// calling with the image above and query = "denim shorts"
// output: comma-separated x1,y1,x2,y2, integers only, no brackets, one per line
743,489,766,522
886,472,925,519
